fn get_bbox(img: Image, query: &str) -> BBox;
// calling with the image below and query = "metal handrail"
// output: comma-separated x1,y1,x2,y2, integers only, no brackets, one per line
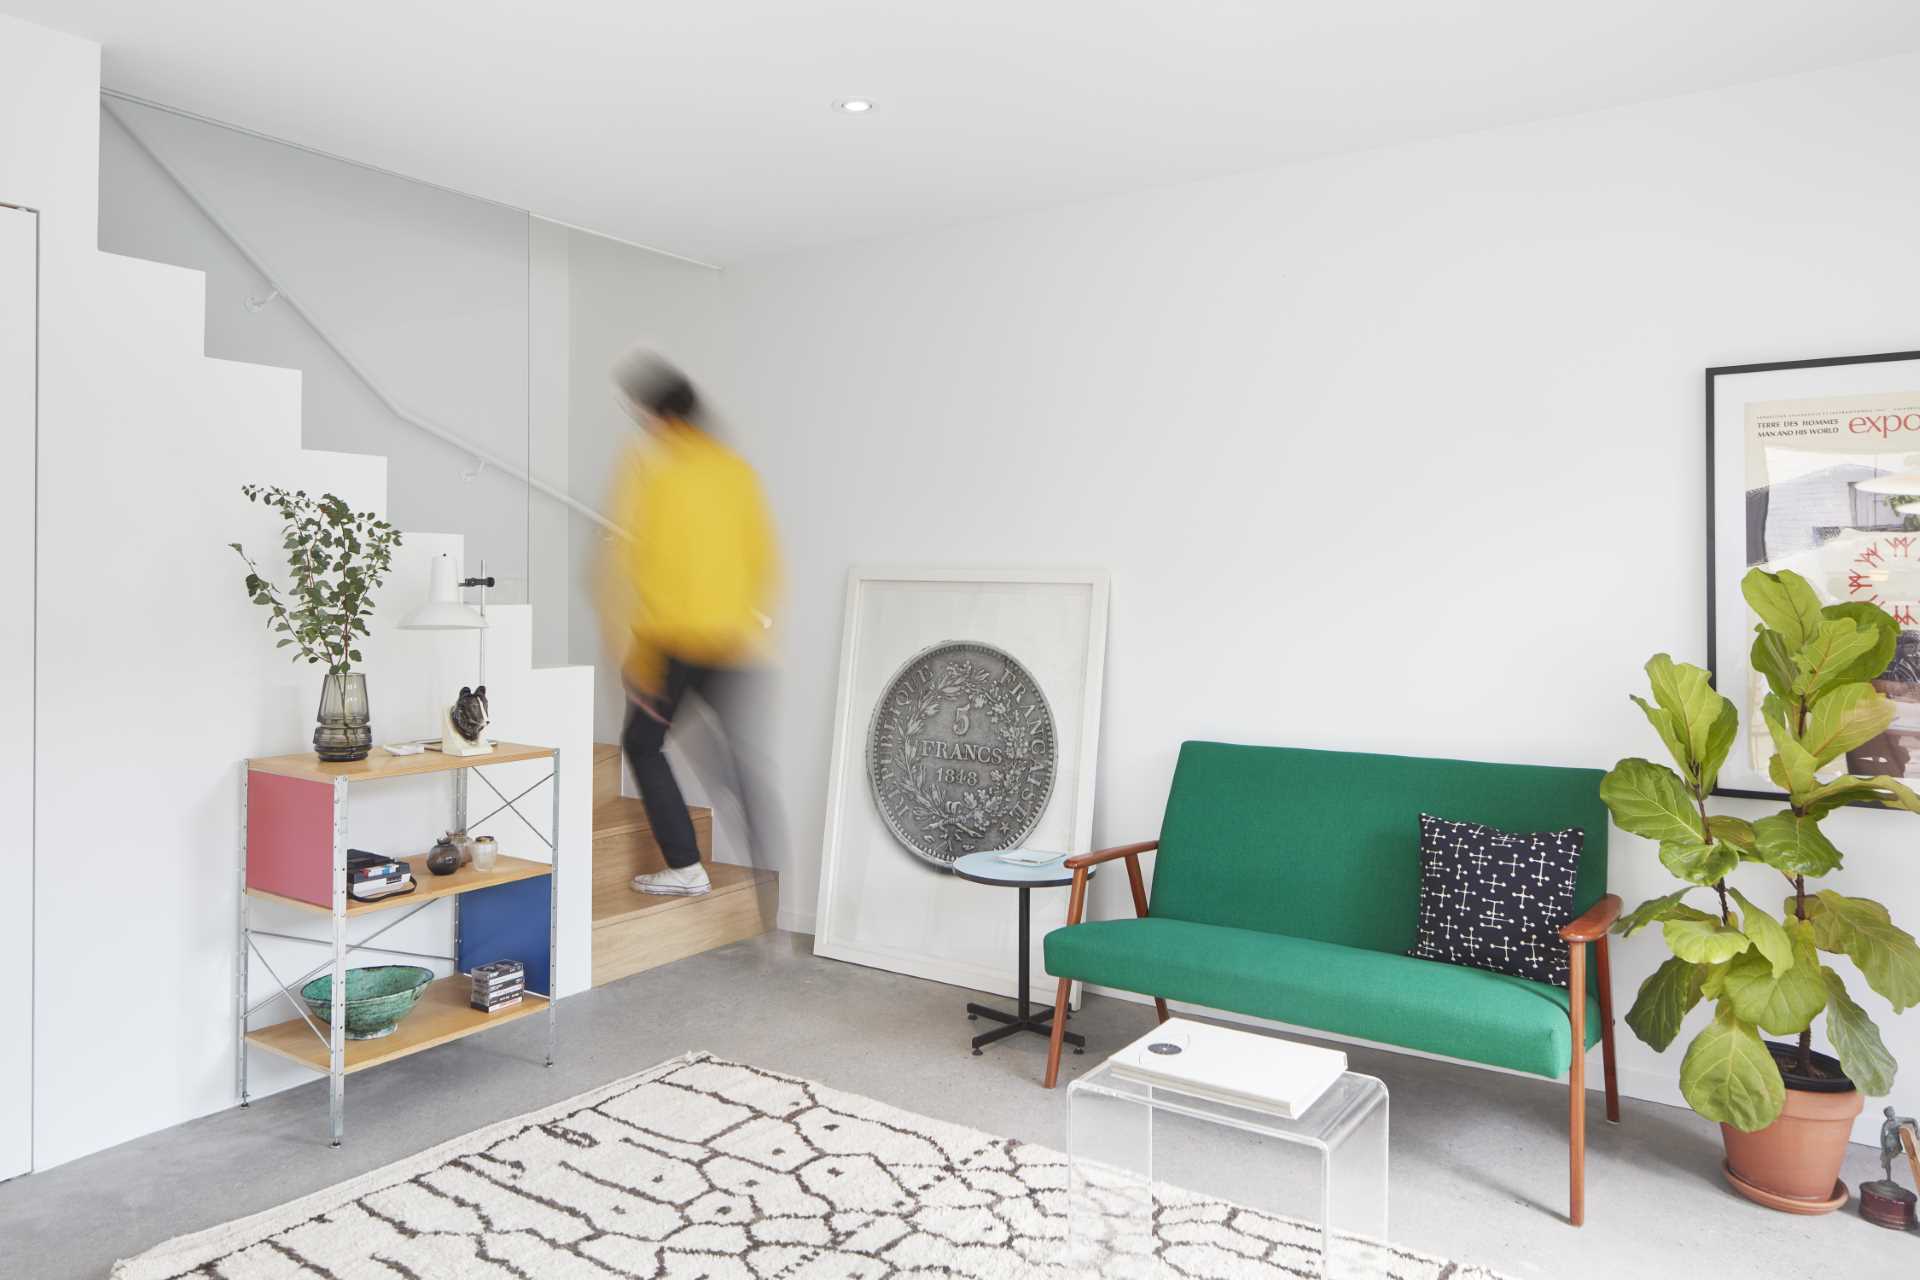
103,99,631,542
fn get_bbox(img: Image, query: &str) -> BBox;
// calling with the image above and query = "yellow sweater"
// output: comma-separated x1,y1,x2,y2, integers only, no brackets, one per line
600,426,778,693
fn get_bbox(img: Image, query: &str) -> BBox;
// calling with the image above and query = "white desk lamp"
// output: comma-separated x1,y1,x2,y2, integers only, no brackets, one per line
402,553,493,755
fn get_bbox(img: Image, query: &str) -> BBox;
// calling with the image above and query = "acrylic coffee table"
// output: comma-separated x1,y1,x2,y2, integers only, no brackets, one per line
950,849,1096,1056
1066,1046,1389,1279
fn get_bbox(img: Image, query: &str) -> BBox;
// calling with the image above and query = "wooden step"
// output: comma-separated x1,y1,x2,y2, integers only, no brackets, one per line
590,863,778,986
594,798,713,899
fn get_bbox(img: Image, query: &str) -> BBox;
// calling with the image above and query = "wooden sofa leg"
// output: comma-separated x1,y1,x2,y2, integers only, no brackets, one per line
1154,998,1170,1024
1043,978,1073,1088
1568,941,1587,1227
1597,936,1620,1124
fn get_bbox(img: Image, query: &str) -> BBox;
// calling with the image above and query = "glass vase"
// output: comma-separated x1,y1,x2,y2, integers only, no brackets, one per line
314,672,373,762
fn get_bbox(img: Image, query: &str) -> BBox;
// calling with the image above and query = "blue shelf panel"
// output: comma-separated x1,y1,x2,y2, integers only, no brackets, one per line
457,874,552,997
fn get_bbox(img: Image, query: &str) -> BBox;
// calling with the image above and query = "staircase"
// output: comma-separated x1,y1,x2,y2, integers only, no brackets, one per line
590,744,778,986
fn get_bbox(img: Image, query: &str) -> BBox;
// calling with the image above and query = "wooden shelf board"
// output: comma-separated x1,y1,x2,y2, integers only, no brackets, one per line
248,742,556,785
592,862,771,928
248,854,552,916
245,975,547,1074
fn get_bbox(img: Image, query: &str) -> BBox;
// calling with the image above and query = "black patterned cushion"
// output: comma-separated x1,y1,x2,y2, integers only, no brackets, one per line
1408,812,1584,987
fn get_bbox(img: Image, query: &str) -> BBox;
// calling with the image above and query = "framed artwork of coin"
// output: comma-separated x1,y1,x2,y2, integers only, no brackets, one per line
866,640,1058,869
814,567,1109,1002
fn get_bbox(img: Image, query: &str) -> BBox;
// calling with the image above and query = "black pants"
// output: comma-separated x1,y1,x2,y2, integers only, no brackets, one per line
620,658,762,870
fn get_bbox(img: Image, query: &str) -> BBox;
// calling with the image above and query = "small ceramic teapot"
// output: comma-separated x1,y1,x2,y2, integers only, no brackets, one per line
426,833,463,876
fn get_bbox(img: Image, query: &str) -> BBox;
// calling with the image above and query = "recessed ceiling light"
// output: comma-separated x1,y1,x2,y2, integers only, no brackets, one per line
834,99,875,114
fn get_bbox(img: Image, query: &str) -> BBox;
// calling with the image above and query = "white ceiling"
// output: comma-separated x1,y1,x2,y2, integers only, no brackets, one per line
11,1,1920,265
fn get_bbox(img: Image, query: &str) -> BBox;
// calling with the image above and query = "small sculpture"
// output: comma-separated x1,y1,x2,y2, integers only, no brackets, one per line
1860,1105,1919,1230
452,685,489,742
440,684,493,757
1882,1106,1918,1185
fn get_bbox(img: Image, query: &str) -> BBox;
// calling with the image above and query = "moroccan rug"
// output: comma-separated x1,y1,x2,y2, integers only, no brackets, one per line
114,1052,1513,1279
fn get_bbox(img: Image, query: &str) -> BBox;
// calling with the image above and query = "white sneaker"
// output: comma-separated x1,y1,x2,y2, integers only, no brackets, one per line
632,864,711,897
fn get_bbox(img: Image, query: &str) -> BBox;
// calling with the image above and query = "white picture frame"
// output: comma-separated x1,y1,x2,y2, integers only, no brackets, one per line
812,566,1110,1004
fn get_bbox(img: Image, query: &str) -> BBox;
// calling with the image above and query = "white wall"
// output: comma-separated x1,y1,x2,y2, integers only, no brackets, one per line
94,98,553,625
2,15,592,1171
595,52,1920,1144
0,202,37,1183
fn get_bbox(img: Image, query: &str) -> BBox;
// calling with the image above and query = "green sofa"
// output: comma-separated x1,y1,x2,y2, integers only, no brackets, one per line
1041,741,1621,1225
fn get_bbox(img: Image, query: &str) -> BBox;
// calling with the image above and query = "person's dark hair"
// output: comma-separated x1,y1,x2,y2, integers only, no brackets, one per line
610,346,700,424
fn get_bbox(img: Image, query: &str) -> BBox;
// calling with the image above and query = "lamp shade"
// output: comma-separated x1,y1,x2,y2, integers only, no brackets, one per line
402,553,488,630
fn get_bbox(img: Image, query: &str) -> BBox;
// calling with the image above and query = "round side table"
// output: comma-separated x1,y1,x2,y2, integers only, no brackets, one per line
950,850,1096,1057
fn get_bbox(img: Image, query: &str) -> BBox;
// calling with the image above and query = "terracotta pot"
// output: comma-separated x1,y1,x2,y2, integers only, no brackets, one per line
1721,1044,1862,1212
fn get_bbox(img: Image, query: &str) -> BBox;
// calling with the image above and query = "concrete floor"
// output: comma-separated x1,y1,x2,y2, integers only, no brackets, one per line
1,930,1912,1279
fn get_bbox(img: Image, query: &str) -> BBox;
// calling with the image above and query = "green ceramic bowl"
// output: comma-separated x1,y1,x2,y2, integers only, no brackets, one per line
300,965,435,1040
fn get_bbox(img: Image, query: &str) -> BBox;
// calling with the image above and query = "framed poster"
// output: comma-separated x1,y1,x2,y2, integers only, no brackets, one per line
813,567,1109,1003
1708,350,1920,798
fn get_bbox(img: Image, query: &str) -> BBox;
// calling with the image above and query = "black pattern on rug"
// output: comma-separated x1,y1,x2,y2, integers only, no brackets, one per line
113,1053,1511,1280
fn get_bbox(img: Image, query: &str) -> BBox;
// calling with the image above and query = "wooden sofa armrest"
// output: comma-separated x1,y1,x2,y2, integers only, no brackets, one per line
1560,894,1622,944
1062,840,1158,927
1064,840,1158,870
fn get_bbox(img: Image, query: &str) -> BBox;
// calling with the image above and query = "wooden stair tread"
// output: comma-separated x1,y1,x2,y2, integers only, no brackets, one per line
593,862,772,927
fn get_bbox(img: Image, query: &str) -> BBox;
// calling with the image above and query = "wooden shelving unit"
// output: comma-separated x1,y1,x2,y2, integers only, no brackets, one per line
239,742,561,1145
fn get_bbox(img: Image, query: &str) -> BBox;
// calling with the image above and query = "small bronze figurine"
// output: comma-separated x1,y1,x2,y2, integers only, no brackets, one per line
1861,1106,1919,1230
1882,1106,1918,1184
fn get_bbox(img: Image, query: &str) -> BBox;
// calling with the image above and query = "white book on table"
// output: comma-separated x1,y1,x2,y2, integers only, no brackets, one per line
1106,1017,1347,1119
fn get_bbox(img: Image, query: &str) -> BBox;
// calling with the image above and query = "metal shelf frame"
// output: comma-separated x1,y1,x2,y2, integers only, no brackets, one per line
236,746,561,1146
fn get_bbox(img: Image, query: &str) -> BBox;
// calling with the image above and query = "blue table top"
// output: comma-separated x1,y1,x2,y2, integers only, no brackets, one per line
949,849,1093,888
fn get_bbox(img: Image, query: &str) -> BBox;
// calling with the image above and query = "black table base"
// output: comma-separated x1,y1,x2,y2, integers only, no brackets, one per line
967,999,1084,1054
968,883,1086,1056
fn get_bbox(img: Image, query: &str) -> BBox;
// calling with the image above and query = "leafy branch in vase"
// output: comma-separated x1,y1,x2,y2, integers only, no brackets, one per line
230,485,402,675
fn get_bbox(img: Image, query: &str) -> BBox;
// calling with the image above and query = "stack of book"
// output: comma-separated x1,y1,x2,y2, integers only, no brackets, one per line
348,850,415,902
469,960,525,1014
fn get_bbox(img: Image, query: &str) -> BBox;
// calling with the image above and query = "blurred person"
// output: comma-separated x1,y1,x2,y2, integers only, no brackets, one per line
598,348,779,896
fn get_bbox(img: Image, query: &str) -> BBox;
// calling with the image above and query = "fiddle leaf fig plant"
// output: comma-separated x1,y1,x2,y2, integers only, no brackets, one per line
1601,566,1920,1132
230,485,402,675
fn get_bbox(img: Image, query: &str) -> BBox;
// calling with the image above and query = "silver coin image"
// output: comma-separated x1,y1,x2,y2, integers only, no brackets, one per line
866,641,1057,867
